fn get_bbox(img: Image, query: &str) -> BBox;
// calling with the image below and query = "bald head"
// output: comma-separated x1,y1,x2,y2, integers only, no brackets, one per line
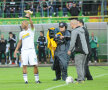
70,19,78,29
1,34,4,39
21,20,29,30
91,32,94,37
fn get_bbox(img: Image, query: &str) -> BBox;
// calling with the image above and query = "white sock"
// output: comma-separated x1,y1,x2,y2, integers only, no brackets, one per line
34,74,39,81
23,74,28,82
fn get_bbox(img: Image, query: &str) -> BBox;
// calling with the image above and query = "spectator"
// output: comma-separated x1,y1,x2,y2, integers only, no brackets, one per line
91,0,99,15
8,32,17,64
40,0,49,17
66,0,73,14
9,0,16,17
62,0,67,17
89,32,98,63
2,0,10,18
70,2,80,17
35,0,40,13
25,0,37,17
54,0,62,17
0,2,2,17
104,0,107,15
18,0,26,18
78,1,83,10
48,0,54,17
0,34,7,65
37,31,47,64
82,1,92,16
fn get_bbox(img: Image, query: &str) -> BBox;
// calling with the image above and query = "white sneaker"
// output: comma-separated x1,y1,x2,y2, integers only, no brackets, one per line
15,61,17,65
94,61,97,63
19,17,23,18
9,61,12,65
54,12,56,15
65,15,68,17
89,61,91,64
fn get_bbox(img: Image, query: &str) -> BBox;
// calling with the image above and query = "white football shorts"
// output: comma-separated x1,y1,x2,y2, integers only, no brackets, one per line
21,49,38,66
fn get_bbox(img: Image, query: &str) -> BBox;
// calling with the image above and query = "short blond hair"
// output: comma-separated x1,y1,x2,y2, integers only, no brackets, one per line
70,19,78,25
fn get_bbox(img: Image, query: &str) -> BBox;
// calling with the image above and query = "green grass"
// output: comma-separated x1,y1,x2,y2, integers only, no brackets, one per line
0,66,108,90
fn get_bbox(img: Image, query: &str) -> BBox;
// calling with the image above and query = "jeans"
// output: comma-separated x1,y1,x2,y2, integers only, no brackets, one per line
104,0,107,15
63,8,67,16
55,8,58,16
48,7,53,16
6,9,10,17
0,8,1,17
9,9,16,17
30,8,36,16
40,8,49,17
19,9,24,17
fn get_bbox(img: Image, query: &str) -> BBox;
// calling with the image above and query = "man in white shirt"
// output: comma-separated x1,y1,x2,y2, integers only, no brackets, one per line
14,13,41,84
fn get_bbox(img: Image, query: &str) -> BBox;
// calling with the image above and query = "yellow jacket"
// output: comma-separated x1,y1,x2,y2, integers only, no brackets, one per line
47,27,63,59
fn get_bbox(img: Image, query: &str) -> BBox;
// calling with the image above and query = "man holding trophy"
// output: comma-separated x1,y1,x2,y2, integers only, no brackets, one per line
14,10,41,84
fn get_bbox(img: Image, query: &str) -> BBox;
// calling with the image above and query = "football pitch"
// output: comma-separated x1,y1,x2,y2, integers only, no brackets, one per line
0,66,108,90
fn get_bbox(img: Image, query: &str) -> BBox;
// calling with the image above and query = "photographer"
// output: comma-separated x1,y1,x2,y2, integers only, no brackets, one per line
0,35,7,64
53,22,70,81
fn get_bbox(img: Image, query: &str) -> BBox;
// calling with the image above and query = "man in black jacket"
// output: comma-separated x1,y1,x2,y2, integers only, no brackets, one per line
8,32,17,64
0,34,7,64
77,19,93,80
37,31,47,64
70,2,80,17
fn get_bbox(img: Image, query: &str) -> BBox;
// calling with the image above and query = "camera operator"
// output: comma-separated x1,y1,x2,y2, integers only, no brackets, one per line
53,22,70,81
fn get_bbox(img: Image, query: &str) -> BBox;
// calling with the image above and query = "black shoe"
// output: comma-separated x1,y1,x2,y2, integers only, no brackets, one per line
74,78,78,81
53,78,61,81
36,80,41,83
87,78,93,80
25,81,28,84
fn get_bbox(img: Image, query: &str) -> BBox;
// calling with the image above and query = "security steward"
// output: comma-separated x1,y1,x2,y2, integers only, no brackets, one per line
37,31,47,64
53,22,71,81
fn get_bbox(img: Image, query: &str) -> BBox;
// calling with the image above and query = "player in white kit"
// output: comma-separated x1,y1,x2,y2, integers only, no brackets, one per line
14,14,41,84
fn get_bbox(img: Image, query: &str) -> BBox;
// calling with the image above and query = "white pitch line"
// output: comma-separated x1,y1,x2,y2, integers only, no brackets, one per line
94,74,108,78
45,74,108,90
45,84,67,90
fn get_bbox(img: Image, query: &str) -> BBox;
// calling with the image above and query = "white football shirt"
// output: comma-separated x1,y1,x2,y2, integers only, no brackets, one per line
19,28,35,50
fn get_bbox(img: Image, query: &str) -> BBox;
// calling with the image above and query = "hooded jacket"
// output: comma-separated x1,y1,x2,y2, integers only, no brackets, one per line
69,26,88,55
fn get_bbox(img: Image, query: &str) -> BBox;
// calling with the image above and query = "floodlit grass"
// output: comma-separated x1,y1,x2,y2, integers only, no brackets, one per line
0,66,108,90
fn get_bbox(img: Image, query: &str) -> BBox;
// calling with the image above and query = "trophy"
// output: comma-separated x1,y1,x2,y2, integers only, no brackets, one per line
24,10,33,18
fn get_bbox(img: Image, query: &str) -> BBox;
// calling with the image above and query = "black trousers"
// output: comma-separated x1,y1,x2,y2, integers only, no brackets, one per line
38,47,46,62
53,56,67,81
90,48,98,61
85,54,93,80
10,49,15,60
0,50,6,63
